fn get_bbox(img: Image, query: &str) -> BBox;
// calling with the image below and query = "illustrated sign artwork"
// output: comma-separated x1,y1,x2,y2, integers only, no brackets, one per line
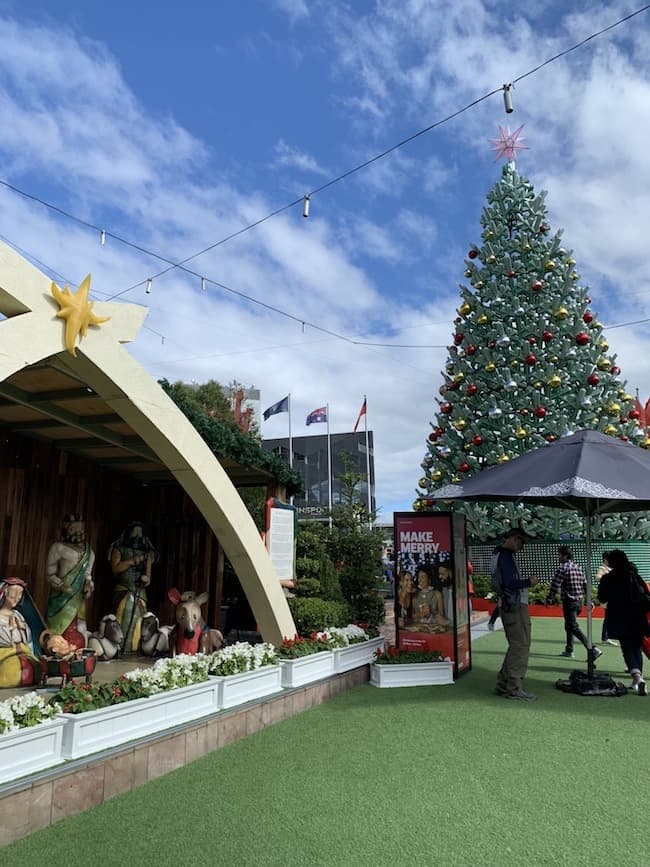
265,498,297,583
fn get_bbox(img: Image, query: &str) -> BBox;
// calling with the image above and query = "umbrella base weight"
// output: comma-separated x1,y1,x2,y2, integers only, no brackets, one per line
556,669,628,697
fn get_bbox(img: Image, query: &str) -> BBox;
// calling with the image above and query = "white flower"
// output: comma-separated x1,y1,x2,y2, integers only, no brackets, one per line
329,624,369,646
208,641,278,676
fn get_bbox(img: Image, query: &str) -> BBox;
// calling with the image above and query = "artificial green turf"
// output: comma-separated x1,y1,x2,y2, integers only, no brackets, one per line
3,619,649,867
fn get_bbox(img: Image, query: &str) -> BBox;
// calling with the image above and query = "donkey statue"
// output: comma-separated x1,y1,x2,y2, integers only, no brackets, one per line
167,589,225,656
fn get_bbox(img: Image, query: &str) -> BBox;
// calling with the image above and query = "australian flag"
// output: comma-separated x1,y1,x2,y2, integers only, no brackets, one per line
263,395,289,421
306,406,327,425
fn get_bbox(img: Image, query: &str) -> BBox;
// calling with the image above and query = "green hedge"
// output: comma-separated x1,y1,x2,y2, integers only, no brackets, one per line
287,598,351,636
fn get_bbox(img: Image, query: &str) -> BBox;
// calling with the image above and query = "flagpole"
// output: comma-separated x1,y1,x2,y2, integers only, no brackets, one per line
327,403,332,529
363,395,372,528
288,393,293,506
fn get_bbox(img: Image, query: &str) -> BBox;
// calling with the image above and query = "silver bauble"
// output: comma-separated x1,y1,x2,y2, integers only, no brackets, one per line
488,406,503,419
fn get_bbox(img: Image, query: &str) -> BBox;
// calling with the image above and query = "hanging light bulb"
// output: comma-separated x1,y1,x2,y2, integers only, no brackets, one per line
146,278,152,294
100,229,106,246
302,195,310,218
503,83,514,114
201,277,206,291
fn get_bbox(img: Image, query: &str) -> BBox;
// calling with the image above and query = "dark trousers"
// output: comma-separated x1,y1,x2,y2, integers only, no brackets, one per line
488,604,500,626
562,599,589,652
620,639,643,675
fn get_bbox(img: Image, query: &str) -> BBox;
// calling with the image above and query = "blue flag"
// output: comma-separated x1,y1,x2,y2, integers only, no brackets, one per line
263,395,289,421
306,406,327,425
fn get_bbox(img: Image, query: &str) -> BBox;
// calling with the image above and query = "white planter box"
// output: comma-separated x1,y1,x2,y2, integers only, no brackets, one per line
0,718,67,784
60,679,220,759
212,665,282,709
369,661,454,688
279,651,335,688
333,637,386,674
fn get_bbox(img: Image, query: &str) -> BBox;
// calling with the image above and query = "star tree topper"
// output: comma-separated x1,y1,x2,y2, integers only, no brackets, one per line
489,124,528,162
51,274,110,356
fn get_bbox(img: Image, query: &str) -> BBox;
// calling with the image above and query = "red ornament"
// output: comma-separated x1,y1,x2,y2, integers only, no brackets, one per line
453,333,464,345
449,345,458,354
587,373,600,386
487,340,496,349
528,336,537,345
507,270,517,278
533,406,547,419
448,380,459,391
466,384,478,396
629,409,641,420
459,462,470,473
620,435,629,442
428,432,438,442
466,344,477,355
545,434,557,442
575,332,590,346
439,386,447,396
454,317,462,324
542,330,553,342
531,280,544,291
582,311,594,324
539,224,549,234
468,249,478,259
610,365,621,375
472,434,483,446
525,353,538,366
440,403,453,414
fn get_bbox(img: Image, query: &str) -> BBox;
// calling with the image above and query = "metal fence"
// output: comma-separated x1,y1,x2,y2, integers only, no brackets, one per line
468,540,650,583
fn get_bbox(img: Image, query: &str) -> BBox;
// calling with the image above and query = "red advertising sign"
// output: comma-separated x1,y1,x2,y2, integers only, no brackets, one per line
394,512,471,675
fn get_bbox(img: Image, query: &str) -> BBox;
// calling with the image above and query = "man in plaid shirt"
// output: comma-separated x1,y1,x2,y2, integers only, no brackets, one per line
546,546,603,660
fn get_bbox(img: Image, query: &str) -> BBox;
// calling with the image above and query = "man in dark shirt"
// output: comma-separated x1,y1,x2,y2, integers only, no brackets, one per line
490,527,539,701
546,546,602,661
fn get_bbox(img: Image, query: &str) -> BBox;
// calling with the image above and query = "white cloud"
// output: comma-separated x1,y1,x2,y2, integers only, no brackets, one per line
273,139,329,176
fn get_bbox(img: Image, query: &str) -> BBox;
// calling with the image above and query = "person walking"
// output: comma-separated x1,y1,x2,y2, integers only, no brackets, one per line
545,546,603,661
597,549,650,695
487,601,500,631
490,528,539,701
594,552,618,646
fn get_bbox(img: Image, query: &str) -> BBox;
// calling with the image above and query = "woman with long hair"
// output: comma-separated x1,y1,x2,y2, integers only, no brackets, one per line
597,549,650,695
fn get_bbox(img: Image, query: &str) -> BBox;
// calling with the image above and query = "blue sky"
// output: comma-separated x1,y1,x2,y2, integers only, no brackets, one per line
1,1,650,521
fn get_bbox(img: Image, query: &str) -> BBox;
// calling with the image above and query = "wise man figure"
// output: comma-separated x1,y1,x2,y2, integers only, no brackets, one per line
109,522,157,652
46,514,95,648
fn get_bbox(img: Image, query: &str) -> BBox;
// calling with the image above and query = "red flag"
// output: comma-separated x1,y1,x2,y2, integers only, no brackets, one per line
353,398,367,433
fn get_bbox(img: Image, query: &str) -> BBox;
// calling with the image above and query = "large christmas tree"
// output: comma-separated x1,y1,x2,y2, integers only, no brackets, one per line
416,128,650,541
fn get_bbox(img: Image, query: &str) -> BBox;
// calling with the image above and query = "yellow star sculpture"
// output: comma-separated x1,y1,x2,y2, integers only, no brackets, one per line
50,274,110,356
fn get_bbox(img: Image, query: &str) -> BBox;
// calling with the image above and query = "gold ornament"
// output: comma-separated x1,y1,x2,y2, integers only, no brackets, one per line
451,474,461,483
622,393,633,402
497,454,510,463
475,281,484,288
486,254,496,264
604,424,617,436
464,268,473,278
607,402,621,416
459,301,472,316
50,274,110,357
523,242,531,251
641,438,650,450
486,230,494,239
550,355,558,363
510,359,519,368
533,381,543,389
413,500,422,511
588,319,600,329
431,469,442,482
485,362,496,372
596,357,610,371
419,477,428,488
547,374,562,388
453,372,465,383
554,307,569,320
477,314,489,325
515,428,527,439
571,272,579,281
598,340,609,351
544,260,556,271
453,419,468,431
567,257,576,266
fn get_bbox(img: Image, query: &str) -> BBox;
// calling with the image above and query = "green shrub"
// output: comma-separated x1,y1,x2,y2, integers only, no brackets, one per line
293,578,321,598
349,592,386,631
287,597,351,636
471,574,492,598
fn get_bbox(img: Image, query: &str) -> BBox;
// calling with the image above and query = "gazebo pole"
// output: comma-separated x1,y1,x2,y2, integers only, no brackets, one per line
585,513,595,679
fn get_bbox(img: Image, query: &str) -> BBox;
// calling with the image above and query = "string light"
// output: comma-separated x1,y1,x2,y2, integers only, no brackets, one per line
503,84,514,114
100,229,106,246
145,278,152,294
302,195,310,218
201,277,206,291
